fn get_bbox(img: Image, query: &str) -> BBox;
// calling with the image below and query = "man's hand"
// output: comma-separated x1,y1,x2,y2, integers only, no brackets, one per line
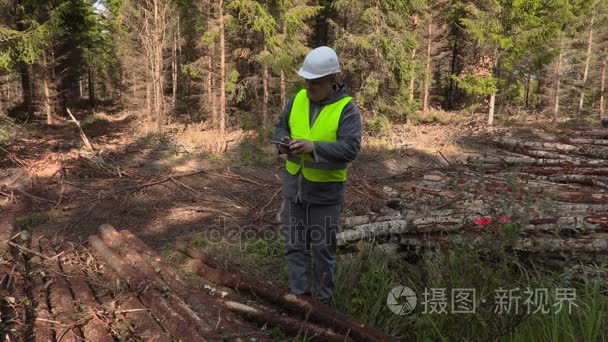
289,139,314,155
277,136,291,154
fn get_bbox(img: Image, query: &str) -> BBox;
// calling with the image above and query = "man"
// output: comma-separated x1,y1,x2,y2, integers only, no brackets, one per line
274,46,361,305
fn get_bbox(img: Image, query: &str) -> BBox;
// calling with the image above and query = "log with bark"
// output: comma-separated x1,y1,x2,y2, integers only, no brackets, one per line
568,138,608,146
468,155,608,167
177,240,394,342
496,138,608,159
3,219,31,342
97,226,355,341
88,235,210,341
61,252,114,342
93,264,171,342
219,299,353,342
96,224,258,338
30,256,55,342
40,238,84,342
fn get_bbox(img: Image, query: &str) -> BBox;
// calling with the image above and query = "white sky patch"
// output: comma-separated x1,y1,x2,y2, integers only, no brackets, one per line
93,0,108,14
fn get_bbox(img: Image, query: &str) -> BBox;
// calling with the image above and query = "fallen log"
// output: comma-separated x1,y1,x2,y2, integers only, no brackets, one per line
539,203,608,216
573,130,608,138
525,150,574,159
30,235,55,342
94,265,171,342
497,138,608,159
517,234,608,252
341,213,481,245
5,221,31,342
177,241,394,342
491,166,608,177
523,216,608,235
397,233,608,254
341,211,403,228
61,253,114,342
552,191,608,204
337,220,409,245
97,225,236,338
119,229,237,300
0,213,15,255
45,258,84,341
118,230,188,289
445,177,608,204
523,174,608,189
0,265,20,342
102,226,283,341
3,270,29,342
567,138,608,146
340,212,608,252
220,299,353,342
468,156,608,167
88,235,209,341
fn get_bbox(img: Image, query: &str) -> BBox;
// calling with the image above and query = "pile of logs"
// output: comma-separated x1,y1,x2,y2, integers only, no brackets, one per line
0,216,393,341
336,129,608,263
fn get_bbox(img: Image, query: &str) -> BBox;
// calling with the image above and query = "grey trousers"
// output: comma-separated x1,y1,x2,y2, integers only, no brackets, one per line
280,199,342,304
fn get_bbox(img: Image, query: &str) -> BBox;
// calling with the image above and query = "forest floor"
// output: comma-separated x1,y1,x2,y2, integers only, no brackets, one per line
1,108,608,340
0,108,509,259
1,108,599,248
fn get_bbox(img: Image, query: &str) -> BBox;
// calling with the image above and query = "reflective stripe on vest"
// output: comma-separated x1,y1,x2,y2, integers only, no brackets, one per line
285,89,352,182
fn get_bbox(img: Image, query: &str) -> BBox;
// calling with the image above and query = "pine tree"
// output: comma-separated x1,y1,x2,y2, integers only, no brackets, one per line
329,0,421,122
458,0,566,125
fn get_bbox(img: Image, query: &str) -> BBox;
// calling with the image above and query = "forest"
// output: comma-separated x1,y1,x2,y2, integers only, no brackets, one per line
1,0,606,134
1,0,608,341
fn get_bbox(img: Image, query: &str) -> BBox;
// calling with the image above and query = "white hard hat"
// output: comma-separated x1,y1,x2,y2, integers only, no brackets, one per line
297,46,341,80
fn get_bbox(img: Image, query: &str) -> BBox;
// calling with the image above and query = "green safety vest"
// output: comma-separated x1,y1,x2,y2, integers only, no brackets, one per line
285,89,352,182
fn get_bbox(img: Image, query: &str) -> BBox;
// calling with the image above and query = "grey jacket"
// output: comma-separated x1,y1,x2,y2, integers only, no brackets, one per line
274,84,362,205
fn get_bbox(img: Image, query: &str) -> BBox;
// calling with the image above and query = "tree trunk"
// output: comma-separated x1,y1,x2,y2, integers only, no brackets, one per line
207,1,217,127
5,75,11,104
422,17,432,114
553,39,563,122
218,0,226,151
118,69,125,106
132,72,137,98
446,40,458,110
208,45,216,126
172,25,178,107
20,64,33,116
0,89,3,116
406,47,417,125
262,61,269,128
153,0,166,133
578,16,594,114
146,81,152,120
42,53,53,125
408,49,417,104
280,70,286,108
600,51,606,119
88,66,95,107
488,92,496,126
525,74,530,108
177,13,182,101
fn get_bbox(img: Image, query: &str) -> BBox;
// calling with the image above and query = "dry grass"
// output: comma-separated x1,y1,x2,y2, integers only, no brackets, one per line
173,124,254,153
